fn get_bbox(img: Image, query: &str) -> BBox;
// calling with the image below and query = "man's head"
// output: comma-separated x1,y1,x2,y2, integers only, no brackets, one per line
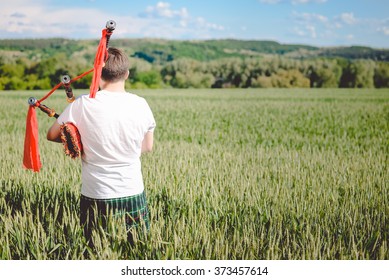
101,47,130,83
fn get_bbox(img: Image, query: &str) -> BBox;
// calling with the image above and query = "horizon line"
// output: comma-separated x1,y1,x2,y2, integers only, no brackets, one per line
0,37,388,50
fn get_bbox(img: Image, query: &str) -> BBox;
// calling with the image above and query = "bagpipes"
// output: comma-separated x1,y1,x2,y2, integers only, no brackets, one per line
23,20,116,172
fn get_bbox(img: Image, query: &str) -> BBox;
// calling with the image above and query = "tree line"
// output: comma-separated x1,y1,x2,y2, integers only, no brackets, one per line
0,41,388,90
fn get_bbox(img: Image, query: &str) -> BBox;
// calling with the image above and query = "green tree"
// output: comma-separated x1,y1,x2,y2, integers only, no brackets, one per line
133,70,162,88
340,59,376,88
354,60,375,88
308,60,342,88
374,62,389,88
162,58,214,88
0,63,25,78
271,69,310,88
4,76,26,90
251,75,273,88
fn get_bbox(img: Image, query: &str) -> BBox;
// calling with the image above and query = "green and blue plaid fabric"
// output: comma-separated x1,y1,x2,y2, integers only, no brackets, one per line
80,191,150,244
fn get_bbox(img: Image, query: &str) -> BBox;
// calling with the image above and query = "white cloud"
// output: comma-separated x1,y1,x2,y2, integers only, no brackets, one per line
0,0,124,38
338,12,357,25
291,10,365,43
289,10,389,46
293,27,306,37
293,11,360,34
144,2,189,19
0,0,224,39
379,18,389,35
378,26,389,36
293,25,316,38
10,12,26,18
196,17,224,31
294,12,328,23
141,1,193,31
140,2,224,36
291,11,325,40
306,25,317,38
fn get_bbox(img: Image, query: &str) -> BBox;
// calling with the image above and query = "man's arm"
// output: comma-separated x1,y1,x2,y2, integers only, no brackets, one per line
141,131,154,153
47,121,62,143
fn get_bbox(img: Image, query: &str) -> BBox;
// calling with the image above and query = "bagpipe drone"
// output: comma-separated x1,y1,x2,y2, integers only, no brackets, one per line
23,20,116,172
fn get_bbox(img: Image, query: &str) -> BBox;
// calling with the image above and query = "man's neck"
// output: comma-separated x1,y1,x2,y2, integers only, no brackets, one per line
100,81,126,92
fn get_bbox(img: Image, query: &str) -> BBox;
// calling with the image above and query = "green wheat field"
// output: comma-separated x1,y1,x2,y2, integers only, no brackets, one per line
0,88,388,260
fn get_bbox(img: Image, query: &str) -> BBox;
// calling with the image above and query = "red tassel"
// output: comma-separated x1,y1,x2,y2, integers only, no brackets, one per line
23,106,42,172
89,29,109,98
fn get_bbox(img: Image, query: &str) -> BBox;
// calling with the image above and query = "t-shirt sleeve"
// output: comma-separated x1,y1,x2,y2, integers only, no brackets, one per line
143,99,156,133
57,98,81,125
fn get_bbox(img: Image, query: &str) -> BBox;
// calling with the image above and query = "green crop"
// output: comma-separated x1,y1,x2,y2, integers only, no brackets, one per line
0,88,388,260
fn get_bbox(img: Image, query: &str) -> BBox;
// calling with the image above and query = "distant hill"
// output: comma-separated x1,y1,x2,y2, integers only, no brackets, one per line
1,38,388,90
315,46,389,61
0,38,388,63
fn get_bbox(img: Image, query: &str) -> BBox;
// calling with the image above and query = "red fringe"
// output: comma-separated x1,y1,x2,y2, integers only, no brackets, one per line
23,106,42,172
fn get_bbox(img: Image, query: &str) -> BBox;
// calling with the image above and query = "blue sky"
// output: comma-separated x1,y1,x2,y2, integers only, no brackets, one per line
1,0,388,48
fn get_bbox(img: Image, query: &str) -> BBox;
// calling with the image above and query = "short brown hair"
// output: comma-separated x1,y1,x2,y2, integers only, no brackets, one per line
101,47,130,82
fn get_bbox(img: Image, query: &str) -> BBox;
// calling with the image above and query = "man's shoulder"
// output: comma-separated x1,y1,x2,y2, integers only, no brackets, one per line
74,94,89,102
125,92,148,104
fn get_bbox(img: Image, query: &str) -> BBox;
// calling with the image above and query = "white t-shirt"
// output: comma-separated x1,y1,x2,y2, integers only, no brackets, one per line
57,90,156,199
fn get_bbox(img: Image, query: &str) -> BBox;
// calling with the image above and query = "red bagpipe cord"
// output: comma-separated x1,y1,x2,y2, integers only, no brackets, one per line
23,28,109,172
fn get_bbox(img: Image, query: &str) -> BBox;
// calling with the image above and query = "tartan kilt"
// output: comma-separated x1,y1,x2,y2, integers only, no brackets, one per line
80,191,150,241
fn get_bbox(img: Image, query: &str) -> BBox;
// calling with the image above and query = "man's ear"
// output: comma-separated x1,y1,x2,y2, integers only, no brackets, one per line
125,70,129,79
